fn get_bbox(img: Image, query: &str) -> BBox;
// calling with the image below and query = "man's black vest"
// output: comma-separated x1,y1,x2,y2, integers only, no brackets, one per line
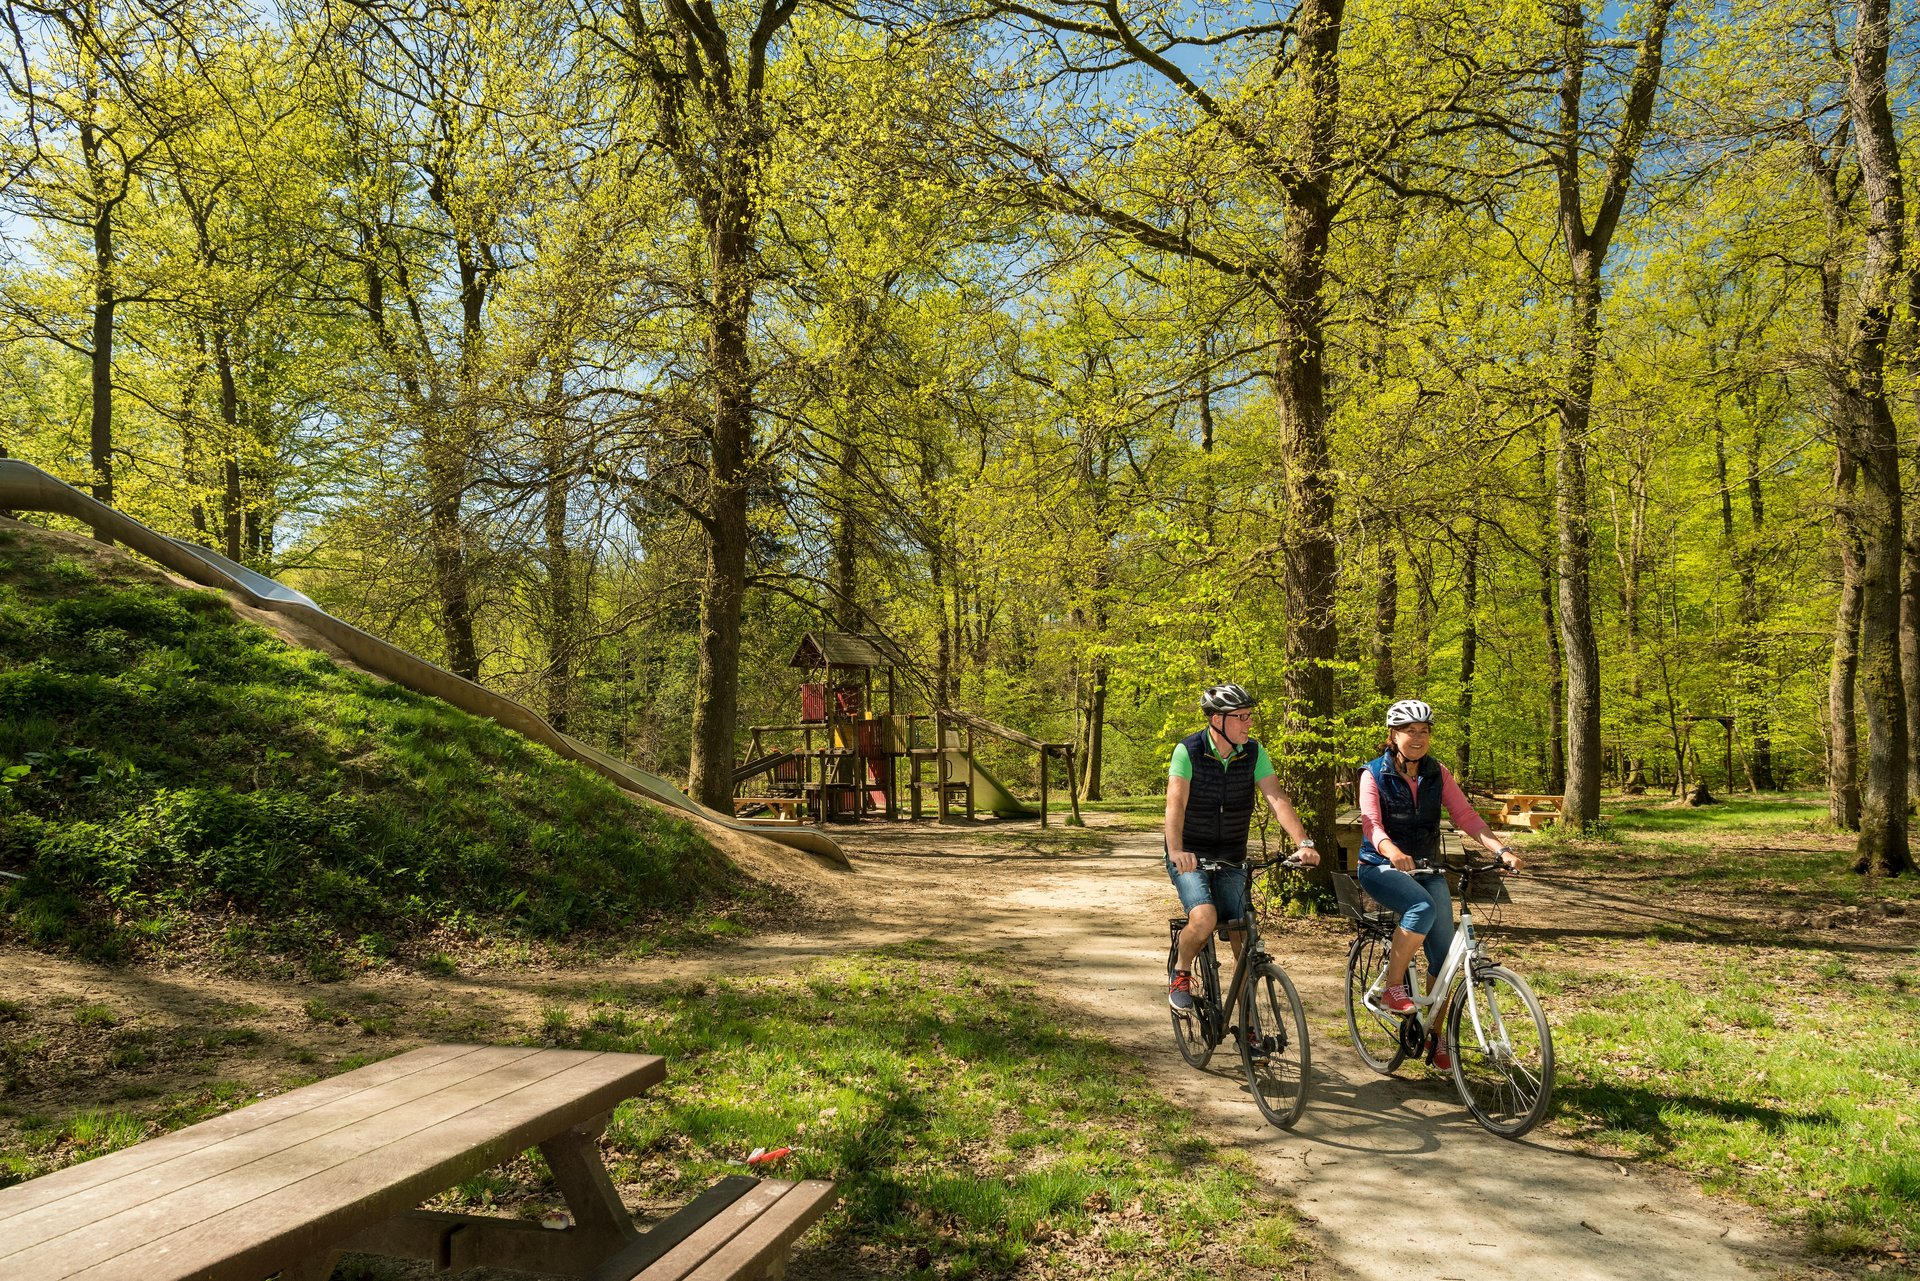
1180,728,1260,862
1363,751,1445,866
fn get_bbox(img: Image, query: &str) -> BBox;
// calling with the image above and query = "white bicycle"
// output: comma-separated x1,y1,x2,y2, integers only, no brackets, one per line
1339,857,1555,1139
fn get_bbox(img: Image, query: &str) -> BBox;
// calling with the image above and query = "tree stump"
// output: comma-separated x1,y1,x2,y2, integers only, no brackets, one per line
1688,781,1718,806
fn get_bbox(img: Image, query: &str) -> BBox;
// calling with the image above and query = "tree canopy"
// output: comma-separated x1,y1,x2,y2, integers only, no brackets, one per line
4,0,1917,868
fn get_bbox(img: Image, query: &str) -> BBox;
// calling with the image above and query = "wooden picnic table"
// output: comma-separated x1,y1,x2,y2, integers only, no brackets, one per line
731,795,812,823
1491,793,1564,830
0,1043,664,1281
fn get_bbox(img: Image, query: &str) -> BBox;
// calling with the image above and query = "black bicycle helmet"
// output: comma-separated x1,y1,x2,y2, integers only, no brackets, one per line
1200,683,1257,715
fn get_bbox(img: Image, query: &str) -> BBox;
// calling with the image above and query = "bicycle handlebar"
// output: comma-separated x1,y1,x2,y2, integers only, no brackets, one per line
1196,854,1315,873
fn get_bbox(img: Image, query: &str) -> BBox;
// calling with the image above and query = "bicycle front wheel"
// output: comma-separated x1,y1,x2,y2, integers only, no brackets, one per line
1345,933,1405,1074
1240,961,1310,1129
1169,939,1214,1069
1448,964,1554,1139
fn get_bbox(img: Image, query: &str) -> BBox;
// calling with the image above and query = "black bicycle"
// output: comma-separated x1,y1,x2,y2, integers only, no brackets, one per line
1165,854,1312,1129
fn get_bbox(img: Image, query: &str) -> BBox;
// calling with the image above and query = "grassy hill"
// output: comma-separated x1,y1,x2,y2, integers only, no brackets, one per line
0,521,755,973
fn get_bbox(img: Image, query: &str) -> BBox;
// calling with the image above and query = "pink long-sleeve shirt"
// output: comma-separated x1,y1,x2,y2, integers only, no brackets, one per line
1358,761,1495,852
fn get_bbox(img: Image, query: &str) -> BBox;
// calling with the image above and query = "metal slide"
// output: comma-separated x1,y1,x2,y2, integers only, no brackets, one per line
0,461,849,868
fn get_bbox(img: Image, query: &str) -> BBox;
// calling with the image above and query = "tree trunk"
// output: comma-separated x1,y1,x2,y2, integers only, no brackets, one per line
1373,527,1397,697
1743,414,1778,788
1548,0,1675,824
1554,271,1606,825
1459,515,1480,783
1830,446,1865,830
1538,444,1567,793
1269,0,1345,852
82,105,117,534
1845,0,1910,875
1909,204,1920,808
931,536,953,708
832,429,860,630
540,369,579,734
215,327,243,563
424,415,480,681
1081,658,1107,800
688,179,758,811
1412,549,1434,688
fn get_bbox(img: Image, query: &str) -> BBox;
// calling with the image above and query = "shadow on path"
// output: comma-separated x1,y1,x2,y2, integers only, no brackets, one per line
766,826,1821,1281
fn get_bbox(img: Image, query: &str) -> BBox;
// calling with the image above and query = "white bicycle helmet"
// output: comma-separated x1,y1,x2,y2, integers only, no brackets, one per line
1385,698,1433,728
1200,683,1257,715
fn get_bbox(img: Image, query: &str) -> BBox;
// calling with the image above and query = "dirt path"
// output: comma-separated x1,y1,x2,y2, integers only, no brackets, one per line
2,819,1829,1281
773,822,1814,1281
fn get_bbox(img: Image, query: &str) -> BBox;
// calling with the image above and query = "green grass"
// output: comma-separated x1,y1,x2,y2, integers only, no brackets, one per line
1528,792,1920,907
1546,951,1920,1257
0,1079,264,1187
0,526,756,968
0,946,1309,1277
532,943,1305,1280
1076,796,1165,831
1501,793,1920,1262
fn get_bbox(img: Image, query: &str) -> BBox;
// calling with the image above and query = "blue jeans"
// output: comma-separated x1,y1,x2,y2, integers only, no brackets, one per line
1356,862,1454,976
1166,855,1252,927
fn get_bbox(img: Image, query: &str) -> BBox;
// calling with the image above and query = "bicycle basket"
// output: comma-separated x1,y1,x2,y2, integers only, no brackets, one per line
1331,873,1397,933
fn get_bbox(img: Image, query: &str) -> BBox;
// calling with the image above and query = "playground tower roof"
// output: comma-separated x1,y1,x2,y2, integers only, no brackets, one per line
789,632,906,670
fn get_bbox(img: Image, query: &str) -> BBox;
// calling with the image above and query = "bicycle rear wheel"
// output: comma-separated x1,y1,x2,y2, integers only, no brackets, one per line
1448,964,1554,1139
1169,939,1214,1068
1345,933,1405,1074
1240,961,1310,1129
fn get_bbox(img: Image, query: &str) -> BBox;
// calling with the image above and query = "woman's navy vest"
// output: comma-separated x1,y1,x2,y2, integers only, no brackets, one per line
1358,751,1445,867
1180,728,1260,862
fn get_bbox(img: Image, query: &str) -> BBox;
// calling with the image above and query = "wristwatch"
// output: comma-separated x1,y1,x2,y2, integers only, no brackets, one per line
1298,838,1316,849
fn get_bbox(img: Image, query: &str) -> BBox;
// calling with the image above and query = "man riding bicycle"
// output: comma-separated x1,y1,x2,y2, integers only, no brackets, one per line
1165,683,1319,1011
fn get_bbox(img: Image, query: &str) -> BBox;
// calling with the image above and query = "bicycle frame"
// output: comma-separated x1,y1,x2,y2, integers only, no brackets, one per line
1343,857,1554,1137
1169,854,1315,1130
1189,868,1269,1049
1179,856,1296,1051
1359,865,1499,1050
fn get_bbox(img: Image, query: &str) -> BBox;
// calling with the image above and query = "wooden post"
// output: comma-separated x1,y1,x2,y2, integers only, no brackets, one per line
964,721,976,820
1065,745,1083,825
936,711,950,824
1039,745,1049,828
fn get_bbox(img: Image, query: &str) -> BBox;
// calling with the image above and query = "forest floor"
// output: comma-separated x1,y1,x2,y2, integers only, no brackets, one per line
5,804,1915,1280
799,814,1904,1281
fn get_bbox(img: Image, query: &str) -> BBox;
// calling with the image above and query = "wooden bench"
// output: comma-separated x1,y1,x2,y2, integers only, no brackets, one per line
588,1175,836,1281
0,1044,673,1281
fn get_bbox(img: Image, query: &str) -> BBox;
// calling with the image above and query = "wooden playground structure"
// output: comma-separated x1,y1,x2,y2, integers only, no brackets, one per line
732,633,1081,827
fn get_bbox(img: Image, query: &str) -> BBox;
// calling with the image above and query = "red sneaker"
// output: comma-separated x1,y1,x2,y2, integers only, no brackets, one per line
1431,1038,1451,1072
1381,984,1415,1015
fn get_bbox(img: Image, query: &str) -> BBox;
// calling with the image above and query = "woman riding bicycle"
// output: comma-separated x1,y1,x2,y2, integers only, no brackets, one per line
1357,699,1519,1066
1165,683,1319,1011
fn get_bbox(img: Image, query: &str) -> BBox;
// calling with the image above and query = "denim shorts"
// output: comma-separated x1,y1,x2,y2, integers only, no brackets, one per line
1165,854,1252,926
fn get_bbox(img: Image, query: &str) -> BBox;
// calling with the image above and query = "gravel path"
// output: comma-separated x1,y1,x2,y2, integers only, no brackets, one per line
773,823,1812,1281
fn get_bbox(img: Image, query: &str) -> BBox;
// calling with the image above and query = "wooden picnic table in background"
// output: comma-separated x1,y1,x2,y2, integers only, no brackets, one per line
1490,793,1564,830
